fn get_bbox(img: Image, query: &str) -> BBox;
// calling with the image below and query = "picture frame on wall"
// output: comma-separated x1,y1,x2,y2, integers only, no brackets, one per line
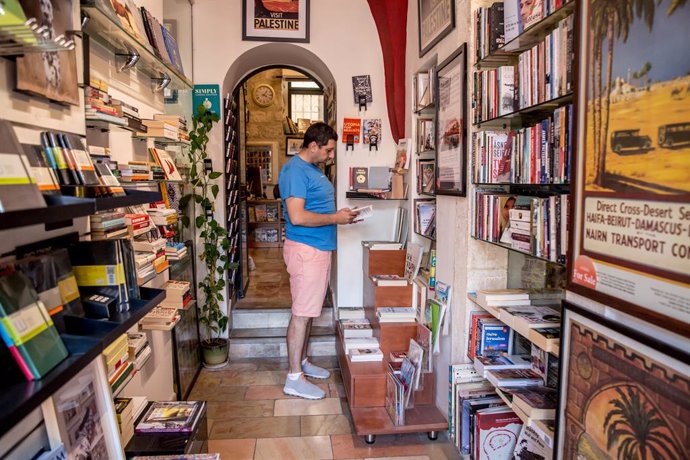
418,0,455,57
556,301,690,459
568,0,690,336
242,0,310,43
434,44,467,196
286,136,303,156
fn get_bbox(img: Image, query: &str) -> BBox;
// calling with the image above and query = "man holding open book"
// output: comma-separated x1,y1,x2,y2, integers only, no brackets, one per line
279,122,358,400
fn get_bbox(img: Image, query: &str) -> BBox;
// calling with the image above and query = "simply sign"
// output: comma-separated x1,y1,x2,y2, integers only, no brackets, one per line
193,84,221,116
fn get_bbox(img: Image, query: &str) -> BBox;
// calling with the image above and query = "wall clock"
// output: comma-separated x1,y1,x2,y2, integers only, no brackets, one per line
253,84,275,107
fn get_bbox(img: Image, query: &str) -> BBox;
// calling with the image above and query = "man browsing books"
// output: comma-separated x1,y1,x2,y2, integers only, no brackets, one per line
279,122,358,400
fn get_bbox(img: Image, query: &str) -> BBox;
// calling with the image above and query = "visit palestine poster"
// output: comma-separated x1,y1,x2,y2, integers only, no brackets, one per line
243,0,309,42
570,0,690,329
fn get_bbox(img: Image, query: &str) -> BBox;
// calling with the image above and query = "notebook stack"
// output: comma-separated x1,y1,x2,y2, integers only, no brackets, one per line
165,242,188,262
135,401,206,434
104,333,135,395
114,397,135,445
127,332,152,370
90,211,128,240
85,79,127,126
160,280,192,310
377,307,416,323
119,162,152,182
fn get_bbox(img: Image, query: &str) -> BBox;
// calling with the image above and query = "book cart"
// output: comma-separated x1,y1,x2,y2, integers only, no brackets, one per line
336,246,446,444
0,1,210,458
453,0,578,455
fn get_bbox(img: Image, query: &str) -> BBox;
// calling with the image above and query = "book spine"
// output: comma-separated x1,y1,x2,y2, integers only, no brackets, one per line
0,322,36,381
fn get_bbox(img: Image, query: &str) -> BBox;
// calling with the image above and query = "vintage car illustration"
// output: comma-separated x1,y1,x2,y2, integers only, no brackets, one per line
610,129,652,154
658,122,690,148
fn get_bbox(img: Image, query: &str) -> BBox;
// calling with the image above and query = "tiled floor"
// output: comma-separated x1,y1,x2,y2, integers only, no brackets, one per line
190,356,461,460
235,248,292,309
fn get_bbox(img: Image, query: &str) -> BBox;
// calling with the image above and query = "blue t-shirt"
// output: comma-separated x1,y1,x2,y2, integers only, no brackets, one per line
279,155,336,251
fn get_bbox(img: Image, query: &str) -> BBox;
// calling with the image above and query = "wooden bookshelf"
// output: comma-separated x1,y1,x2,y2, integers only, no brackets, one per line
247,199,284,248
473,93,573,129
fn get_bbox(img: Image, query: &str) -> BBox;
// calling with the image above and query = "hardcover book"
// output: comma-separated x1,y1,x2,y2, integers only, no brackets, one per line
474,354,532,377
0,121,46,211
474,406,523,460
352,75,373,104
135,401,204,433
512,386,558,419
351,166,368,190
160,23,184,75
486,368,544,388
342,118,361,144
513,424,551,460
362,118,382,144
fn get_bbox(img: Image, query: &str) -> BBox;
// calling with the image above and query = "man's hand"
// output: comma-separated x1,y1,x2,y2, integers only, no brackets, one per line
333,208,359,225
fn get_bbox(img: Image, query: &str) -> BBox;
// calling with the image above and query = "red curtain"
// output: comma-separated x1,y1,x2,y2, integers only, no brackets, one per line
367,0,408,143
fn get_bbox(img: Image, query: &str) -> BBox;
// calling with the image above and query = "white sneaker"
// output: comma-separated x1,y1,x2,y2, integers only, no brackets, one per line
283,376,326,400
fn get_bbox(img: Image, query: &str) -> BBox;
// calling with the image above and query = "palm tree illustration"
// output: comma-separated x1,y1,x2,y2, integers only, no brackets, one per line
590,0,657,186
602,386,685,460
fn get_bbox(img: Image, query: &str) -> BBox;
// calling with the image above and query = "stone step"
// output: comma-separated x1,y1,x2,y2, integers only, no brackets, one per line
231,307,334,329
229,325,335,339
228,334,336,359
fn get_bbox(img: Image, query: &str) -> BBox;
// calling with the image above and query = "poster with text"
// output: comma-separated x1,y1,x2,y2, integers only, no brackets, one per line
570,0,690,333
242,0,309,43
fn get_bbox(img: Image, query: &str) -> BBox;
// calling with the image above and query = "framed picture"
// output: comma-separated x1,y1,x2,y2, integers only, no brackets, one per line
568,0,690,336
434,44,467,196
417,159,436,195
15,0,79,106
286,136,303,156
556,301,690,459
418,0,455,57
242,0,310,43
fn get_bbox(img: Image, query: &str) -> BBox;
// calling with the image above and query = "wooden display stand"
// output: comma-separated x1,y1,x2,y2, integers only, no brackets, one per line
335,246,447,444
247,199,284,248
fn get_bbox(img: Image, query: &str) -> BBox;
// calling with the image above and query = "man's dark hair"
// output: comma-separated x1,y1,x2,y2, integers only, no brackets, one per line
303,122,338,148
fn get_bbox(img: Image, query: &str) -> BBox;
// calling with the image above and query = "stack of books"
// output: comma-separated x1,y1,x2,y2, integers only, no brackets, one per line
104,333,135,395
165,242,188,262
114,397,134,445
377,307,416,323
132,237,168,276
146,207,178,226
344,336,379,354
338,306,365,320
126,213,152,238
160,280,193,310
135,401,206,434
85,79,126,126
339,319,373,338
90,211,128,240
361,240,403,250
118,162,151,182
139,119,178,140
127,332,152,370
468,314,513,359
140,306,179,330
153,114,189,142
474,354,533,378
134,253,156,285
349,347,383,362
370,274,409,286
111,99,147,133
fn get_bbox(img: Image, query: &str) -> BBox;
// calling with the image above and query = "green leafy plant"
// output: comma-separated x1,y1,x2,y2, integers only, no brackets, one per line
180,105,234,346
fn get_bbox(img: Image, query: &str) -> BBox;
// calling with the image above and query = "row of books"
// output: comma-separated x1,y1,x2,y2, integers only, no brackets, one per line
138,115,189,143
248,202,281,223
472,104,573,184
472,15,574,122
473,192,569,263
448,364,554,458
475,0,573,60
104,333,136,395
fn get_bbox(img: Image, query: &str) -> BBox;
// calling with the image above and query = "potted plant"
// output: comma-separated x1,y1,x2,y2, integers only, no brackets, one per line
180,105,233,367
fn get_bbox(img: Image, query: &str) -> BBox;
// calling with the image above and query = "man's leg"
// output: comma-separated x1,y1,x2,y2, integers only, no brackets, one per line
301,318,312,363
287,315,309,374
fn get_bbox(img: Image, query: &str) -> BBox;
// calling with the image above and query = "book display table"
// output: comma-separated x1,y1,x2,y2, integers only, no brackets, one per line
336,247,447,444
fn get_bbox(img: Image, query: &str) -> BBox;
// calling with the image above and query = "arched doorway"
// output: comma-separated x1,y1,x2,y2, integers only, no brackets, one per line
221,45,338,359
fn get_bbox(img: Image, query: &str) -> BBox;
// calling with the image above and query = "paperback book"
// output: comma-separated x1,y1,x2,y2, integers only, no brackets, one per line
135,401,204,433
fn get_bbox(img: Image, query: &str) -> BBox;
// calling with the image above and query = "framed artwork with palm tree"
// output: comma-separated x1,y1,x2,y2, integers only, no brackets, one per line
556,301,690,459
568,0,690,337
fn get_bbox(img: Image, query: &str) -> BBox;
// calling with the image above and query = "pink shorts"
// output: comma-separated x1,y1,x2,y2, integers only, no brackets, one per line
283,239,332,318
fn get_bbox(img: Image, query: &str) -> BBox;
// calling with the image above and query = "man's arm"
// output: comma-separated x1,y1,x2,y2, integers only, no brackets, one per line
285,197,357,226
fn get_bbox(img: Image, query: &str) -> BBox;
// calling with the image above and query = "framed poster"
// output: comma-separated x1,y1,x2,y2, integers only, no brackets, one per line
242,0,310,43
569,0,690,336
285,136,303,156
418,0,455,57
434,44,467,196
556,301,690,459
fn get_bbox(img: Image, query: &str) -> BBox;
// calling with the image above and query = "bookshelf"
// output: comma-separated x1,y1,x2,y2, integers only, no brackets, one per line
247,199,284,248
336,246,446,444
0,287,165,435
472,93,573,129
